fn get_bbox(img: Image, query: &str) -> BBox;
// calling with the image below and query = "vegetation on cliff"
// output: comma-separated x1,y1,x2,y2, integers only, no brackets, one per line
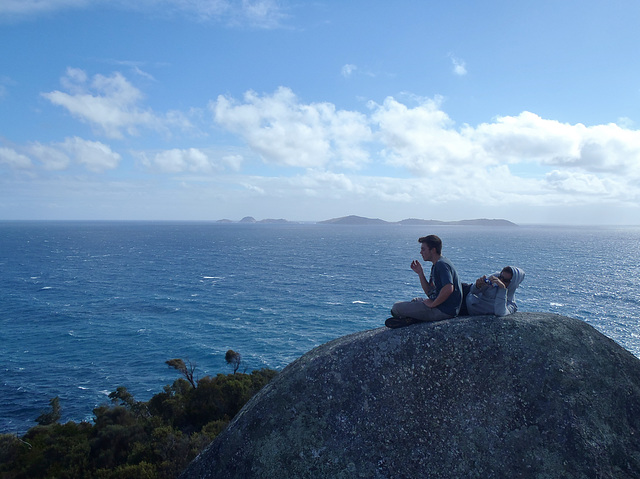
0,358,277,479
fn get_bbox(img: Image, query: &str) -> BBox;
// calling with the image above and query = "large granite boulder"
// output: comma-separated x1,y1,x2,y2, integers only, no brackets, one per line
180,313,640,478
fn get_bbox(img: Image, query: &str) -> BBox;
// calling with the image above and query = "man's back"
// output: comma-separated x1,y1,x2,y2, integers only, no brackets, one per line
430,256,462,316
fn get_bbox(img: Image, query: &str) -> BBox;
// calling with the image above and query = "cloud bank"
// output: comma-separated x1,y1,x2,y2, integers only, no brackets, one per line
3,68,640,221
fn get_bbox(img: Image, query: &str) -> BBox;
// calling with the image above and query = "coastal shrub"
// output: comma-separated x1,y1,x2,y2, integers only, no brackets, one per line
2,422,93,479
0,364,277,479
225,349,242,373
35,396,62,426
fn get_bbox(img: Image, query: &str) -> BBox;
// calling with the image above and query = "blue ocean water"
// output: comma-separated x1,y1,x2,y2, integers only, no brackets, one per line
1,221,639,434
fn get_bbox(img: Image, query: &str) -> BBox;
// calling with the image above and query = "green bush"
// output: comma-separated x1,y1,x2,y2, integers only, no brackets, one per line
0,365,277,479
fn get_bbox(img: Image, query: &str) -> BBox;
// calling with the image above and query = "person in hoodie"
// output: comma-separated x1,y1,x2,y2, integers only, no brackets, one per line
465,266,525,317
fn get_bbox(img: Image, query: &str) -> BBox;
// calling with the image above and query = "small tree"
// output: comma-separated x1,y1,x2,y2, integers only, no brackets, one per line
109,387,136,408
166,359,197,388
225,350,242,374
36,396,61,426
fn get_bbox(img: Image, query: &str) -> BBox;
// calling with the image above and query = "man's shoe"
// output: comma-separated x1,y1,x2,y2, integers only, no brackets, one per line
385,316,420,329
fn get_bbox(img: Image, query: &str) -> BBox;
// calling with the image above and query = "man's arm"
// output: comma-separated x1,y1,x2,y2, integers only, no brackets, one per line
469,276,487,294
411,260,434,297
424,283,453,308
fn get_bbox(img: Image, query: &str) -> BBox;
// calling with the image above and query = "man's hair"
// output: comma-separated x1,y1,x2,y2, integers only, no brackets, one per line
418,235,442,255
502,266,514,276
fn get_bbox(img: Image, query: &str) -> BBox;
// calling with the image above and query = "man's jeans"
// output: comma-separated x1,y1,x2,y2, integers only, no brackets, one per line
391,297,452,322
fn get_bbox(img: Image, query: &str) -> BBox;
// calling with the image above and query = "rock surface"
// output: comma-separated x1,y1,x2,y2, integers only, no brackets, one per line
180,313,640,478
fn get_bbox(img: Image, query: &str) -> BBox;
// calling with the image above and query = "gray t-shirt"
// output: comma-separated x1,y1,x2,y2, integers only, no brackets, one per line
428,256,462,316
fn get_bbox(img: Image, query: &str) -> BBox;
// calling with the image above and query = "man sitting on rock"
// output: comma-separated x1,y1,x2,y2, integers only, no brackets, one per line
386,235,462,328
463,266,525,317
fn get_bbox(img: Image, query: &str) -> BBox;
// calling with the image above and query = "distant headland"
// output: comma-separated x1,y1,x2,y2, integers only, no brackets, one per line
216,215,517,227
216,216,292,224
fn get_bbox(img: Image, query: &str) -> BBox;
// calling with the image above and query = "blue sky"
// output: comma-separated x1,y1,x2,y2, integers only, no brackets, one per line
1,0,640,224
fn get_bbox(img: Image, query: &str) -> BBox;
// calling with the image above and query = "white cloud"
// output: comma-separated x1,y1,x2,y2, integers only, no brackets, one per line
42,68,151,139
209,87,640,205
240,182,265,194
207,88,640,212
2,137,120,173
618,117,635,129
342,64,357,78
138,148,212,173
545,170,611,196
238,164,634,214
60,137,121,172
327,109,372,169
42,68,191,139
450,55,467,76
136,148,245,173
234,0,287,28
471,112,582,165
471,112,640,178
109,61,157,82
156,148,209,173
0,0,287,28
340,63,377,79
212,87,372,169
297,170,362,196
28,142,71,170
0,147,32,169
370,95,477,175
221,154,244,171
575,123,640,175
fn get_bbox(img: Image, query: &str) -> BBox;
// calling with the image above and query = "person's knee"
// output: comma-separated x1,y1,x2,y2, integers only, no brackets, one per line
391,302,404,317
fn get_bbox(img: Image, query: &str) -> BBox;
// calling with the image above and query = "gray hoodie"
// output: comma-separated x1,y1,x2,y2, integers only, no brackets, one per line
465,266,525,317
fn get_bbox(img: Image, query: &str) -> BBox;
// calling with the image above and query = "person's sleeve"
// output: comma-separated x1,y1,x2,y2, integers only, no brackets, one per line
494,288,516,316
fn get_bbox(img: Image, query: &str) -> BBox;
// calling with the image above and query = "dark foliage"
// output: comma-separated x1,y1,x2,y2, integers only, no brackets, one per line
166,359,198,389
35,397,61,426
224,350,242,374
0,366,277,479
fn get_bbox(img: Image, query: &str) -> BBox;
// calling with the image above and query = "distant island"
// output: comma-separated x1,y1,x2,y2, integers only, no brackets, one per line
217,215,517,226
319,215,517,227
217,216,294,224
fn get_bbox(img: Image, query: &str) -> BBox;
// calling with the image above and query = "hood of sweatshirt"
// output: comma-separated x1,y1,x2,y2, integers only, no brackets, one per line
505,266,524,303
489,266,524,302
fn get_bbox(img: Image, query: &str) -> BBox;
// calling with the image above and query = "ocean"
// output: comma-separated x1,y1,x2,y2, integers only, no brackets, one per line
1,221,639,434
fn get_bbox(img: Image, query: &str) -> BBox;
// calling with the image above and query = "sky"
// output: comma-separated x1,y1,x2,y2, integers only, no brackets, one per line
1,0,640,225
